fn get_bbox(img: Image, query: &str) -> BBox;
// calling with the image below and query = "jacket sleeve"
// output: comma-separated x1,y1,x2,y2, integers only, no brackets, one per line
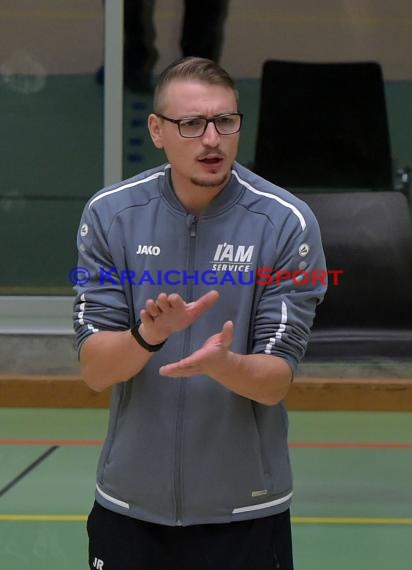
252,205,327,373
72,202,130,354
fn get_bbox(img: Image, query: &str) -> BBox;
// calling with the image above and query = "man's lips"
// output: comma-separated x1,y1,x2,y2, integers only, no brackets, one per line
200,157,222,164
197,154,224,165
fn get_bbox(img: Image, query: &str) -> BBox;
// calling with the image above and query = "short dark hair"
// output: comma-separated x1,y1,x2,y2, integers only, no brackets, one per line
153,56,239,113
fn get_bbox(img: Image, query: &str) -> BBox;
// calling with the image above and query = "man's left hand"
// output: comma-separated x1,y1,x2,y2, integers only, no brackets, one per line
159,320,234,377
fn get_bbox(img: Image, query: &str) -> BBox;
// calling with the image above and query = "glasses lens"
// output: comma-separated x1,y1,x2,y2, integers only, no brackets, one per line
215,114,241,134
179,117,207,137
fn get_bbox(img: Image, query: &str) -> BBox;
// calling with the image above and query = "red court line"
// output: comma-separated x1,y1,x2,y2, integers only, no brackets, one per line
0,439,103,446
1,439,412,448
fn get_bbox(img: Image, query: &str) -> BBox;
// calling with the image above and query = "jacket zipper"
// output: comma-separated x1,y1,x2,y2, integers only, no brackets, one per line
174,214,198,525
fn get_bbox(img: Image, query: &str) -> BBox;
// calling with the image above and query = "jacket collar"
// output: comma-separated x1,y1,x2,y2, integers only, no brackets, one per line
160,163,244,218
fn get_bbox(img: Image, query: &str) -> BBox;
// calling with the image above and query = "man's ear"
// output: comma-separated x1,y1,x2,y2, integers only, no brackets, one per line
148,113,164,149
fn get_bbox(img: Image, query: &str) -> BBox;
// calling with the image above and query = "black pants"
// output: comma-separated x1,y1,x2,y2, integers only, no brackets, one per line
124,0,230,79
88,502,294,569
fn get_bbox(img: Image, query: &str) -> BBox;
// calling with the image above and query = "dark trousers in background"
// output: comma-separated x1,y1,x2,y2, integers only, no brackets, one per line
88,501,294,569
124,0,230,85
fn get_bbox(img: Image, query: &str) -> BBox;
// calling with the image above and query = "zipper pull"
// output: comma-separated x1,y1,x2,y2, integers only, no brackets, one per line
188,215,198,237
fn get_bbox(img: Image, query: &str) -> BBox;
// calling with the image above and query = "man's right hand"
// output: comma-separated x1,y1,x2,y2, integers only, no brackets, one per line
80,290,219,392
138,290,219,345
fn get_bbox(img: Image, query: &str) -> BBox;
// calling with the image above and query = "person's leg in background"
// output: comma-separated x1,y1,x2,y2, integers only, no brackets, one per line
124,0,157,92
108,0,230,92
180,0,230,62
96,0,156,93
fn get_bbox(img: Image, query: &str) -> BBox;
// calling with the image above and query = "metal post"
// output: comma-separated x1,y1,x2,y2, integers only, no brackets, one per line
104,0,124,186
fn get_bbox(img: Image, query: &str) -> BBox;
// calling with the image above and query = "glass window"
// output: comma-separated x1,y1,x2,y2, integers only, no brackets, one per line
0,1,104,295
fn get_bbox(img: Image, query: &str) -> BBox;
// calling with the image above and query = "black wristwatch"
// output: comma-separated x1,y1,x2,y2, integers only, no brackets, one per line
131,319,167,352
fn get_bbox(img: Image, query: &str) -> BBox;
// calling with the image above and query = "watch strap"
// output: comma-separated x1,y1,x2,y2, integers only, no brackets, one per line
131,319,167,352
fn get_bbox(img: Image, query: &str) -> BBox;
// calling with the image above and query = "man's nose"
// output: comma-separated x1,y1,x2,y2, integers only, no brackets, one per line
201,121,221,145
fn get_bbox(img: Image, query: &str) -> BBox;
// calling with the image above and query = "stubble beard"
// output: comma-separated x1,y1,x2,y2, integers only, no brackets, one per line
190,171,229,188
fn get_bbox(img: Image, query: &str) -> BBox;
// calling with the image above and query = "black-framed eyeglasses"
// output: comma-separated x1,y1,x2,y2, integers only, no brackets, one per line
156,113,243,138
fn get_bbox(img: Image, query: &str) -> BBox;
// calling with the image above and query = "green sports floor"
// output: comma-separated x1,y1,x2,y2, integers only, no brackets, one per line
1,409,411,569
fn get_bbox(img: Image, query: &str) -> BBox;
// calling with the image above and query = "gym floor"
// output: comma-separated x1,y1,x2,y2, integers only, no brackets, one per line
1,408,411,569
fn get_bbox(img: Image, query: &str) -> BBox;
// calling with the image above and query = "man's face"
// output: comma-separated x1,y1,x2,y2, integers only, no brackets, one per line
148,79,240,192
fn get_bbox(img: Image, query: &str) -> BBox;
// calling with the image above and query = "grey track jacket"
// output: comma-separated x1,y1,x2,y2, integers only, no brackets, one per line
73,161,327,526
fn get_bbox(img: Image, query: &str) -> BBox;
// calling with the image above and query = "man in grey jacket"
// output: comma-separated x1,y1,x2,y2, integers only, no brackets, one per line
74,56,327,569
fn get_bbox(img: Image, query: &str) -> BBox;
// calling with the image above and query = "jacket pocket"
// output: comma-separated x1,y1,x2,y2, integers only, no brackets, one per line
251,401,272,481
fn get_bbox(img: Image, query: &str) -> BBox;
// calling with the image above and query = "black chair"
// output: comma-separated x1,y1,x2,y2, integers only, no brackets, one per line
254,60,410,199
299,191,412,359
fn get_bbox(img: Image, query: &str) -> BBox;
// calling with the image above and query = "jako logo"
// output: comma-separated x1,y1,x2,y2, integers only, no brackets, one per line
136,244,160,255
93,558,104,569
213,243,254,263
